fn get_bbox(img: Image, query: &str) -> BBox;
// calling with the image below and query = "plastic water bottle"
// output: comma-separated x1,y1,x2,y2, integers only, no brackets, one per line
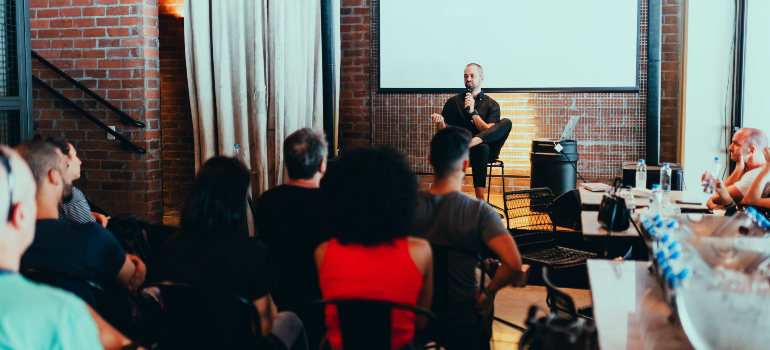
650,184,663,215
234,143,240,158
636,159,647,189
704,157,721,194
712,207,764,238
660,163,672,193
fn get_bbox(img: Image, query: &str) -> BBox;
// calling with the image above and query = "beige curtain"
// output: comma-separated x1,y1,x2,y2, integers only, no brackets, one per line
185,0,324,195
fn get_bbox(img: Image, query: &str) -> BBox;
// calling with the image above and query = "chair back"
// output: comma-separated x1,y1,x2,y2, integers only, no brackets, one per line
145,281,277,350
21,267,112,310
542,266,578,320
503,188,558,253
314,298,437,350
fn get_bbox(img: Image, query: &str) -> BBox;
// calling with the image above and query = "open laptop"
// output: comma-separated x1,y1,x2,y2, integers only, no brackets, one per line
559,116,580,142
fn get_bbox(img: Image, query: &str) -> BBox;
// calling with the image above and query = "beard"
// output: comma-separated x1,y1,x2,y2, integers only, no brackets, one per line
62,183,74,204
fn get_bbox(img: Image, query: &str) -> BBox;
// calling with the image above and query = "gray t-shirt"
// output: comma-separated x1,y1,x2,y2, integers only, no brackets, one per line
412,190,508,323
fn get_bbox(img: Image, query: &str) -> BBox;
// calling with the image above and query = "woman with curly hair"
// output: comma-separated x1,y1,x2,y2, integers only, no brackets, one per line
315,147,433,350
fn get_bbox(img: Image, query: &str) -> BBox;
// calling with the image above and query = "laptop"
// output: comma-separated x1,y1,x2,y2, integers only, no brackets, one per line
559,116,580,142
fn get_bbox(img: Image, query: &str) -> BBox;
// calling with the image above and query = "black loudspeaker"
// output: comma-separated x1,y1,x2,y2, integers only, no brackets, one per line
621,162,683,190
546,189,582,230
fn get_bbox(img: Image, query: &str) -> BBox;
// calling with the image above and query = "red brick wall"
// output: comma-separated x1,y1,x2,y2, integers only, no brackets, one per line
339,0,683,191
158,0,193,224
30,0,162,223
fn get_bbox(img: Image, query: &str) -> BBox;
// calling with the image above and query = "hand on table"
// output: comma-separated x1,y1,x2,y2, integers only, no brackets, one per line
714,179,732,205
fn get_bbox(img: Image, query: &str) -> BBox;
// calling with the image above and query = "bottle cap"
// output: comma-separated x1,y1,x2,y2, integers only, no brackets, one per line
649,228,657,236
714,157,719,161
677,268,691,280
653,184,661,190
639,159,645,163
653,214,662,222
746,207,757,215
663,162,670,166
662,265,672,275
656,221,664,228
234,144,239,147
667,220,678,229
668,250,681,260
661,234,670,243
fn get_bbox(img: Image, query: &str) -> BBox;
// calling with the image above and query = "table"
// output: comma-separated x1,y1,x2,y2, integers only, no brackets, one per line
588,259,694,350
581,211,641,240
579,188,709,212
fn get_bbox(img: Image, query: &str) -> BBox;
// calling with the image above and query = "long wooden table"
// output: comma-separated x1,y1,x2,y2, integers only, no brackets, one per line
579,188,710,212
588,259,694,350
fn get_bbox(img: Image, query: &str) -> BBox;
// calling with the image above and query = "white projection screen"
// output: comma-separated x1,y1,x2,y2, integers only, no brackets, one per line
378,0,640,92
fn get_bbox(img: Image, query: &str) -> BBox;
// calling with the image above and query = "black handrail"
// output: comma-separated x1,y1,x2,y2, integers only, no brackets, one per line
31,50,146,128
32,76,146,154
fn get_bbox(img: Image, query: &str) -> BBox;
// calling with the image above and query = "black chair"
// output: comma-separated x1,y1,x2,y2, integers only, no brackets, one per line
486,159,507,211
427,244,524,349
542,267,593,320
313,298,437,350
144,281,286,350
503,188,596,286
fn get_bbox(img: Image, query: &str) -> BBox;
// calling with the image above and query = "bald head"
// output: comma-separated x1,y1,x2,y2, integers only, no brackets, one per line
738,128,768,150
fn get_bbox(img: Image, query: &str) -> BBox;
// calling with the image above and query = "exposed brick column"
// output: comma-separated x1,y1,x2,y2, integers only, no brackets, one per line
338,0,371,152
30,0,162,223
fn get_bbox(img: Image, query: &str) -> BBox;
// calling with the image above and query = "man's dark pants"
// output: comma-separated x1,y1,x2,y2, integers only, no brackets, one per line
469,119,513,188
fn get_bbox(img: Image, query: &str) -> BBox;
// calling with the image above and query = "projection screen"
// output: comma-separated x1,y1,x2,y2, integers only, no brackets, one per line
378,0,640,92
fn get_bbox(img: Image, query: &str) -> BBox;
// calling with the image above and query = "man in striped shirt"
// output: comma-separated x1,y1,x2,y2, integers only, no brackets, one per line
44,138,109,227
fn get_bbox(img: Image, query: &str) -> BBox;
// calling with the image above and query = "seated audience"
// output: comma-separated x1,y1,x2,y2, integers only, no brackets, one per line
15,140,145,317
705,128,768,209
44,138,109,226
157,156,307,350
0,146,141,350
255,128,328,347
315,147,433,350
412,126,525,350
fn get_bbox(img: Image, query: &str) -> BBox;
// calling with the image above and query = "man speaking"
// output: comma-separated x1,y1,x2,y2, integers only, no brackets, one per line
431,63,513,200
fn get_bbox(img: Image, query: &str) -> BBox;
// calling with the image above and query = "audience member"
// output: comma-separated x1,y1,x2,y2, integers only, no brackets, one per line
157,156,307,350
15,140,145,317
316,147,433,350
0,146,141,350
706,128,768,209
731,147,770,211
255,127,328,347
44,138,109,226
412,126,525,350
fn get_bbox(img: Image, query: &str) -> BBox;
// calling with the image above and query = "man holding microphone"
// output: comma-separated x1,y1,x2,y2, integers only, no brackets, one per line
431,63,512,200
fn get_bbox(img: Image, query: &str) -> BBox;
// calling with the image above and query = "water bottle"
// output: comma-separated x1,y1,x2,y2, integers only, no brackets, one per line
650,184,663,215
660,162,672,193
636,159,647,189
703,157,721,194
711,207,763,238
234,143,240,158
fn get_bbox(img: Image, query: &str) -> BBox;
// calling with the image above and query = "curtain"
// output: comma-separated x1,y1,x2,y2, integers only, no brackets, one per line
185,0,325,196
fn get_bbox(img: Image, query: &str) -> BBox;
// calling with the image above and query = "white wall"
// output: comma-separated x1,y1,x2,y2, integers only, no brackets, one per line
378,0,639,90
683,0,735,193
742,0,770,133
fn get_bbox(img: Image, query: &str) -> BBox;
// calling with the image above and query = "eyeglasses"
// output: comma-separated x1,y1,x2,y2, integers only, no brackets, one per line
0,150,13,221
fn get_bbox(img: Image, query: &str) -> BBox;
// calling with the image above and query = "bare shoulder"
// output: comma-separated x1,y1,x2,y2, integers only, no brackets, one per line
407,236,431,251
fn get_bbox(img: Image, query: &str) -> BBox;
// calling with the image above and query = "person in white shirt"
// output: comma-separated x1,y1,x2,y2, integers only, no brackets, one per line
708,128,768,209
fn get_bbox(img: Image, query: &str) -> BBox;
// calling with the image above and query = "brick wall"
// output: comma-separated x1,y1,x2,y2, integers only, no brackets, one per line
158,0,193,225
30,0,162,223
339,0,684,192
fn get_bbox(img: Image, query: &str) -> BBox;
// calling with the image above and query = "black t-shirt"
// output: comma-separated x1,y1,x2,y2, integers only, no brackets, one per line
156,234,275,302
21,219,127,309
254,185,327,312
441,90,501,136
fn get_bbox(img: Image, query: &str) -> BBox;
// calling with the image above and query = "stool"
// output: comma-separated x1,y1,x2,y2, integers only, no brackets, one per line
486,159,506,211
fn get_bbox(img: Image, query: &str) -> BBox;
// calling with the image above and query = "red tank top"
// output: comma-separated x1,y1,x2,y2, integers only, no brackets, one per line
318,237,424,349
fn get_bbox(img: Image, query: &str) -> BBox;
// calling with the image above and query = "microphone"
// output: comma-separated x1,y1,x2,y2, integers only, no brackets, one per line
465,88,471,113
